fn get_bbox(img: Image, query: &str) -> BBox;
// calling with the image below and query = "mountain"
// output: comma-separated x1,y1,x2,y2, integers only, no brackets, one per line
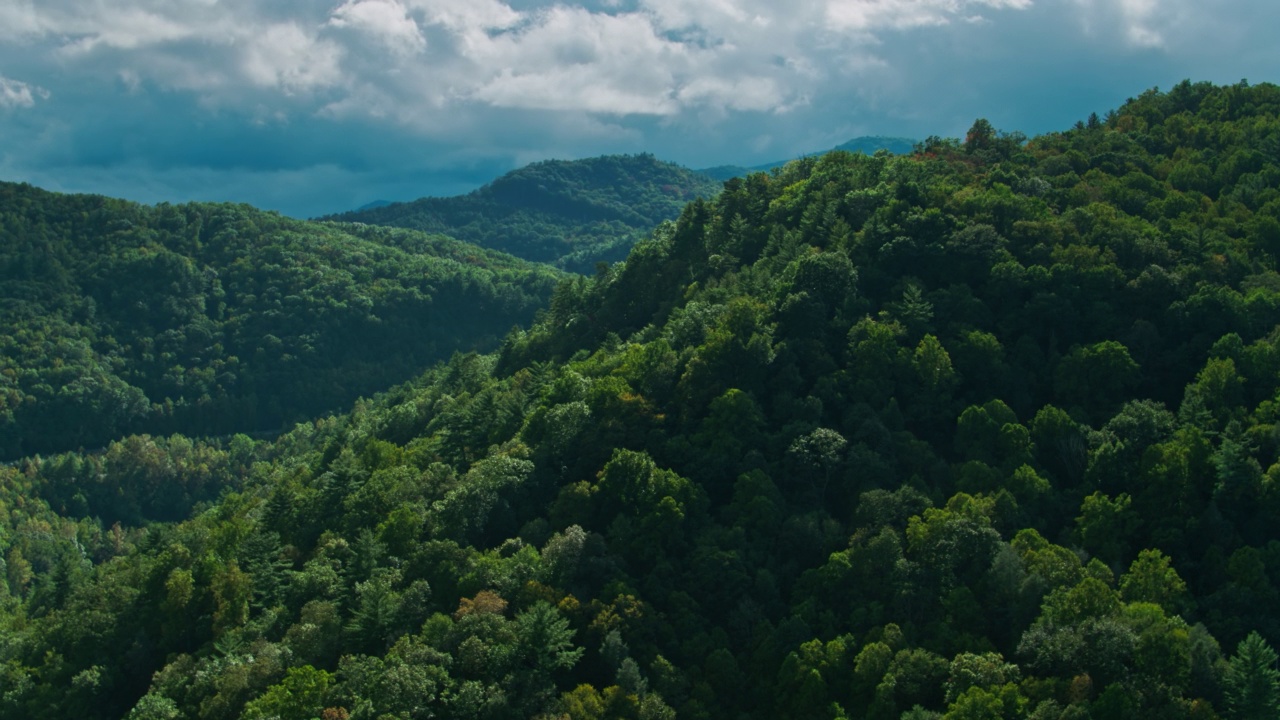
832,135,917,155
322,153,723,273
7,80,1280,720
698,135,919,181
0,182,564,459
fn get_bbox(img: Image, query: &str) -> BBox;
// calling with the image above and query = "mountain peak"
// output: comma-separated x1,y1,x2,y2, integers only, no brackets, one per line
323,153,722,272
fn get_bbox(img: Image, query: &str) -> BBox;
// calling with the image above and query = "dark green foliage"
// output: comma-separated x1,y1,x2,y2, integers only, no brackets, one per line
1225,632,1280,719
0,185,562,459
324,154,722,272
6,80,1280,720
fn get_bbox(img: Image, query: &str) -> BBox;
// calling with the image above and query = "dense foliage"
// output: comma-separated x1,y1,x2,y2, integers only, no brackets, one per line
0,185,563,459
5,80,1280,720
324,154,722,273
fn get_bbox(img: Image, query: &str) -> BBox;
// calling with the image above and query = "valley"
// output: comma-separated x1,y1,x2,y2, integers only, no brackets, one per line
2,81,1280,720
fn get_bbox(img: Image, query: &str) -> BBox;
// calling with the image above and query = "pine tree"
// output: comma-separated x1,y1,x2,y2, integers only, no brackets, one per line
1226,632,1280,720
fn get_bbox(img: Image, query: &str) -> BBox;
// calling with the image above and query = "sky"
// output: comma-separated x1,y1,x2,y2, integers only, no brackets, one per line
0,0,1277,218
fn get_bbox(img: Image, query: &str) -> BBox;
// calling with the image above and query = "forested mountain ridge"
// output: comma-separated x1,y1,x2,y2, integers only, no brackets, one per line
6,80,1280,720
0,183,564,459
323,154,723,273
699,135,919,182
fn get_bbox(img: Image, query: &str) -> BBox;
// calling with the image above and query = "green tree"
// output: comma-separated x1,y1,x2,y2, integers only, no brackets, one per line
241,665,333,720
125,694,181,720
510,601,586,717
1120,549,1189,613
1075,492,1136,566
1225,632,1280,720
1054,341,1139,422
788,428,848,502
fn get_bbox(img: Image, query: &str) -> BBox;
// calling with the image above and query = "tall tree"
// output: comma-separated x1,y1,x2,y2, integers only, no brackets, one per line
1225,632,1280,720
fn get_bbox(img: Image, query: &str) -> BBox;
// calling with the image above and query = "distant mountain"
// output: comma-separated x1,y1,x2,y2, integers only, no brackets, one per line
698,135,918,181
696,164,770,182
0,182,564,459
355,199,394,211
832,135,917,155
323,154,723,273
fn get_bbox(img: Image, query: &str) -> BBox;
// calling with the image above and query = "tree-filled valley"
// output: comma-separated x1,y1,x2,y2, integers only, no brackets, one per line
4,80,1280,719
0,188,564,460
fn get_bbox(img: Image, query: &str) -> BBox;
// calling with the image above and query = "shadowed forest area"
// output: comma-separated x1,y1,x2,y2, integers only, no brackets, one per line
324,154,723,273
0,190,564,459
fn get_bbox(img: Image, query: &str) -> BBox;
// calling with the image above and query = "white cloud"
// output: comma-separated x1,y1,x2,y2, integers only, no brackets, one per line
0,2,43,41
242,24,345,93
0,75,49,109
468,8,693,115
408,0,522,33
826,0,957,33
329,0,426,56
57,8,197,55
824,0,1034,34
638,0,756,32
0,0,1049,121
0,0,231,49
676,75,786,113
1071,0,1190,49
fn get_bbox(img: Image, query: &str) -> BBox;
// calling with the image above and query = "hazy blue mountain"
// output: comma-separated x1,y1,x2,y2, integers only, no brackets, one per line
698,135,918,181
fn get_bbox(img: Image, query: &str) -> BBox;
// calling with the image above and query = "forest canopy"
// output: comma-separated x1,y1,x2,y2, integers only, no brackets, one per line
0,186,564,459
4,80,1280,720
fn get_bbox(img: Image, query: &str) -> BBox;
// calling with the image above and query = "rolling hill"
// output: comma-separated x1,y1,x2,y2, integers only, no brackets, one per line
323,153,723,273
0,182,564,459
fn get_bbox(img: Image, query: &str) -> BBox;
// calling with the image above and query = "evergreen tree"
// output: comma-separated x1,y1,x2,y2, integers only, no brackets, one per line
1226,632,1280,720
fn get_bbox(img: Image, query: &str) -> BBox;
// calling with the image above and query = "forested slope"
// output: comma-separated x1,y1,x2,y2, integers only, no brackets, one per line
0,185,564,459
6,80,1280,720
324,154,722,273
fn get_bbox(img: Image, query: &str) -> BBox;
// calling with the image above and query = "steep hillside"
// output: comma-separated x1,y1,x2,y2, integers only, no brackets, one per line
0,183,564,459
6,80,1280,720
324,154,723,272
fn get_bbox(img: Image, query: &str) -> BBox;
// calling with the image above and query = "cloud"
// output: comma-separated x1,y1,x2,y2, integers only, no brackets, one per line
56,8,197,55
0,0,1276,217
408,0,522,34
329,0,426,56
0,75,48,108
827,0,988,33
1070,0,1193,49
469,8,694,115
243,23,345,93
0,1,221,49
0,0,1043,120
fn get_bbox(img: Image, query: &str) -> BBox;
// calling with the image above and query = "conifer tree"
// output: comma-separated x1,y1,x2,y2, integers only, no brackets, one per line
1226,632,1280,720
